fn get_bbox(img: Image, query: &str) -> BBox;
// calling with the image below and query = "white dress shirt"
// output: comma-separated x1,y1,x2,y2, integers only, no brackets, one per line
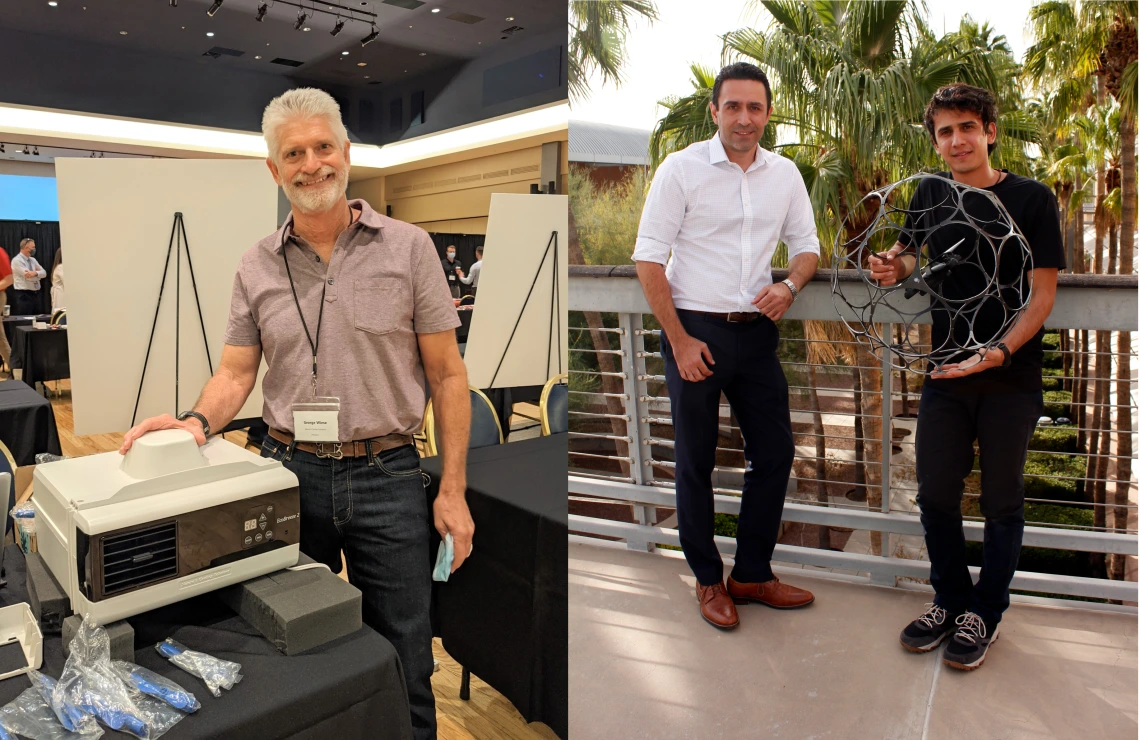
632,134,820,313
459,259,481,288
11,253,46,291
51,263,65,311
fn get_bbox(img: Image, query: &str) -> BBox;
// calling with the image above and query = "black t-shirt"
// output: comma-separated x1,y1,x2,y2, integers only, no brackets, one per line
441,257,463,284
897,171,1065,392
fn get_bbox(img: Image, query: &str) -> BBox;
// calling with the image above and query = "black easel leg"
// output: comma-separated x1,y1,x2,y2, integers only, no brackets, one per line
460,667,470,701
131,214,178,427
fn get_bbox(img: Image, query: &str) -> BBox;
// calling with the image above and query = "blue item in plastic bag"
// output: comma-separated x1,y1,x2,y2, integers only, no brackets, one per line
433,533,454,582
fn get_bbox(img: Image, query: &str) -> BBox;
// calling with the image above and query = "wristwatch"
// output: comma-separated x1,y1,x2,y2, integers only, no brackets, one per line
177,410,211,436
995,343,1012,368
781,278,799,302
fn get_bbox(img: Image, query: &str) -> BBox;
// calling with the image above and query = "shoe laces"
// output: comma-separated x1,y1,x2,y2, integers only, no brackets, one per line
915,603,947,630
953,611,988,644
700,582,726,604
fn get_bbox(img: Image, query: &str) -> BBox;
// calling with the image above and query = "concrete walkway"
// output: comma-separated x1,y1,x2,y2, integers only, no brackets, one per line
569,542,1137,740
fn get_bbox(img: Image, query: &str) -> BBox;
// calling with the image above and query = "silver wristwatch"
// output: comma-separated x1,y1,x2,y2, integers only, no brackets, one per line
781,278,799,301
177,410,211,436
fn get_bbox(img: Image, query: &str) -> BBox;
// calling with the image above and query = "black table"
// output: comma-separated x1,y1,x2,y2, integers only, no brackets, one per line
2,316,50,370
423,434,568,738
15,325,69,389
456,308,473,343
0,379,61,465
0,547,413,740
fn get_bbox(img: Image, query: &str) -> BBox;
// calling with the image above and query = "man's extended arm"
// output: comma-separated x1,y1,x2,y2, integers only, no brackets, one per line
418,329,475,572
120,343,262,452
636,261,715,382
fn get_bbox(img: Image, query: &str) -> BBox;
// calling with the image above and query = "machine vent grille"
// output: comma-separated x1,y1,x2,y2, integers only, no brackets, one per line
100,522,178,596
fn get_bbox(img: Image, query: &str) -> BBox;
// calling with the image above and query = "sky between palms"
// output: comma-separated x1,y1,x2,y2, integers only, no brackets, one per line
571,0,1038,131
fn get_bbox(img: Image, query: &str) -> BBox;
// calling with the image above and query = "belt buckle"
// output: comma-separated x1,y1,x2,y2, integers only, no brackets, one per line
725,312,742,323
316,442,344,460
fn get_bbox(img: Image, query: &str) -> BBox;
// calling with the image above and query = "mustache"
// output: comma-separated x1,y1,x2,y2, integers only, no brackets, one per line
292,166,339,186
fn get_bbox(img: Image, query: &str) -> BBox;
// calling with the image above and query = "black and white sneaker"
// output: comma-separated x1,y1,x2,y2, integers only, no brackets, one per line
942,611,999,671
900,603,960,653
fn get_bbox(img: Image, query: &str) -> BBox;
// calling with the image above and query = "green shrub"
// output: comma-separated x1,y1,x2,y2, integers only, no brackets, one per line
1042,390,1071,418
964,500,1095,578
1041,367,1063,392
714,513,738,539
1041,332,1060,350
1029,425,1078,454
1023,451,1086,502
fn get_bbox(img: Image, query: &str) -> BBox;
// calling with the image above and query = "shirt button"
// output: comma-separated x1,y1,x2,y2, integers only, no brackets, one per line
315,255,321,263
327,278,334,285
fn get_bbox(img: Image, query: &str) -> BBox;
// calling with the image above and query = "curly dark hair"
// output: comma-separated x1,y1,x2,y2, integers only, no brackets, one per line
923,84,999,154
712,62,772,110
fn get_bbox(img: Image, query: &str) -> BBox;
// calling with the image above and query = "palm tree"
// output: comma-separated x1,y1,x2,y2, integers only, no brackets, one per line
648,1,1034,554
1026,0,1136,582
568,1,659,479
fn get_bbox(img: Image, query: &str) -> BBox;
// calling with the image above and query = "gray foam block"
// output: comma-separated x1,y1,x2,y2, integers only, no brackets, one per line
216,553,362,656
62,615,134,662
25,551,72,634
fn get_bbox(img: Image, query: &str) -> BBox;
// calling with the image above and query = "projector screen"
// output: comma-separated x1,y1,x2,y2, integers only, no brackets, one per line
0,174,59,221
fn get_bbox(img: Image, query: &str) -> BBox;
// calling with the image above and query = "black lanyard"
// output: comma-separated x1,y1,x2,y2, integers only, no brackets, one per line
281,206,353,386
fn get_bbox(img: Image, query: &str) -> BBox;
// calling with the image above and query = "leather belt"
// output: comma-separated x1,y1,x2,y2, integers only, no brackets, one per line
268,428,413,460
688,310,765,323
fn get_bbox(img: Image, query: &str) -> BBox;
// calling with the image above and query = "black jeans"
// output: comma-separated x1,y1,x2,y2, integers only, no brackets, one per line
10,290,40,317
915,384,1044,625
261,439,436,740
662,310,794,587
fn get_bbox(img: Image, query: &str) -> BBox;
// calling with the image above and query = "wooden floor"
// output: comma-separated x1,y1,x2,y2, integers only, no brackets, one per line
34,379,557,740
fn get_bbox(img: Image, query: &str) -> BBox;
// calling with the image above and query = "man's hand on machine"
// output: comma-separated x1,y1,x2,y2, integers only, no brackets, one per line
119,414,207,454
434,480,474,573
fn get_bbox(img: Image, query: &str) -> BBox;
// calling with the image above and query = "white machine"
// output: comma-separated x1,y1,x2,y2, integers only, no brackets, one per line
33,430,301,624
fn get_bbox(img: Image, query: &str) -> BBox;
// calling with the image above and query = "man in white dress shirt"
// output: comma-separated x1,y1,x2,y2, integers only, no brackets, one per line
11,238,46,316
458,245,482,295
633,62,820,630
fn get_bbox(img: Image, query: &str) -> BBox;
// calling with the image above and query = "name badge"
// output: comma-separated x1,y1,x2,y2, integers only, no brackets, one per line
292,397,341,442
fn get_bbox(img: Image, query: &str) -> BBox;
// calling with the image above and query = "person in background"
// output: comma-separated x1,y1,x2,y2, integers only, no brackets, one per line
458,245,483,296
441,245,464,299
0,246,11,377
50,249,64,313
11,238,46,316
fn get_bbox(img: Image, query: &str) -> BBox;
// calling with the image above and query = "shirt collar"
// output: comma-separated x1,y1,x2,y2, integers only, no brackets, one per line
272,197,383,254
708,133,768,172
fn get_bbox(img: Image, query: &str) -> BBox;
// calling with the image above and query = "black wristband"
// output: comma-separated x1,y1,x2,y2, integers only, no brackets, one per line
177,410,211,437
995,342,1012,368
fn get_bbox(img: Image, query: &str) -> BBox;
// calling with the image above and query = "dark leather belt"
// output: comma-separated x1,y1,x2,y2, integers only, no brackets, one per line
687,310,765,323
268,427,413,460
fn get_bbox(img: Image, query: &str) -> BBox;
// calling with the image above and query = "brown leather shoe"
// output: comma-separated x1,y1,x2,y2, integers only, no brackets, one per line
727,575,815,609
696,581,739,630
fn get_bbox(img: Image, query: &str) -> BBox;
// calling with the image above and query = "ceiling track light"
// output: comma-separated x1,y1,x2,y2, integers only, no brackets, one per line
207,0,223,17
331,18,345,36
0,144,5,154
295,10,310,30
22,146,30,155
33,146,39,156
361,25,378,47
255,2,268,21
169,0,178,7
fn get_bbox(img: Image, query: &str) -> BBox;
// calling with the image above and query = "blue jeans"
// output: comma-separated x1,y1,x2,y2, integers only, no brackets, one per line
261,438,436,740
915,385,1044,626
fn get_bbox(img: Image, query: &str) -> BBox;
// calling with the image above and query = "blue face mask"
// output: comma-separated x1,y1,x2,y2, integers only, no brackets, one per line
447,253,455,260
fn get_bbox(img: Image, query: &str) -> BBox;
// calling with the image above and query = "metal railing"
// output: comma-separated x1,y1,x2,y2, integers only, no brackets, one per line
569,266,1139,607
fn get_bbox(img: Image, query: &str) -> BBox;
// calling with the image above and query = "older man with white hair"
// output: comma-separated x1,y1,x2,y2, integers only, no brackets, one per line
122,87,473,739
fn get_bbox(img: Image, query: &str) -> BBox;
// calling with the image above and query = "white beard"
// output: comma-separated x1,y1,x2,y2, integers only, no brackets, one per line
283,165,348,214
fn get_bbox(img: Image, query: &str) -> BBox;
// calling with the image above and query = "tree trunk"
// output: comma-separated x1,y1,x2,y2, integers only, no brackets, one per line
895,324,909,416
1088,330,1110,579
1108,222,1118,275
808,364,829,549
1076,331,1089,456
850,367,867,502
1110,112,1135,582
1061,330,1072,393
568,208,631,478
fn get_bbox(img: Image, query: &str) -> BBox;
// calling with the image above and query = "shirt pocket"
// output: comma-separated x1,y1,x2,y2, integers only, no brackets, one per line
354,278,411,336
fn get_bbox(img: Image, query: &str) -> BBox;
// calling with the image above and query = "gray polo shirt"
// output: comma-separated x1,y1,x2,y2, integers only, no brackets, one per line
224,198,460,441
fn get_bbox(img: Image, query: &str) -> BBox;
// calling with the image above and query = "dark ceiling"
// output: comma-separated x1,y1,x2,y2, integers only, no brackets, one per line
0,0,562,90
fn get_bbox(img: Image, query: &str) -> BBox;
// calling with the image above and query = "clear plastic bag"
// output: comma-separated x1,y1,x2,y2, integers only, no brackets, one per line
110,661,200,713
34,453,67,465
0,682,102,740
55,616,186,739
28,671,99,736
154,638,241,698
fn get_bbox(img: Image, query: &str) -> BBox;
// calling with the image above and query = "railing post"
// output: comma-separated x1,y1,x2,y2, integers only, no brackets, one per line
619,312,654,551
880,327,893,562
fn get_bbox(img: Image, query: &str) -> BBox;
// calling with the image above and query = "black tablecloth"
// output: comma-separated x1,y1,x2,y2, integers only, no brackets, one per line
0,379,61,465
2,316,50,370
0,546,413,740
456,308,473,343
423,435,568,738
15,326,69,388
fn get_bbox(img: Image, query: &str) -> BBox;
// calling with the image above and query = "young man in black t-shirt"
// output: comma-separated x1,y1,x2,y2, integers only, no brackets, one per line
868,84,1064,671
